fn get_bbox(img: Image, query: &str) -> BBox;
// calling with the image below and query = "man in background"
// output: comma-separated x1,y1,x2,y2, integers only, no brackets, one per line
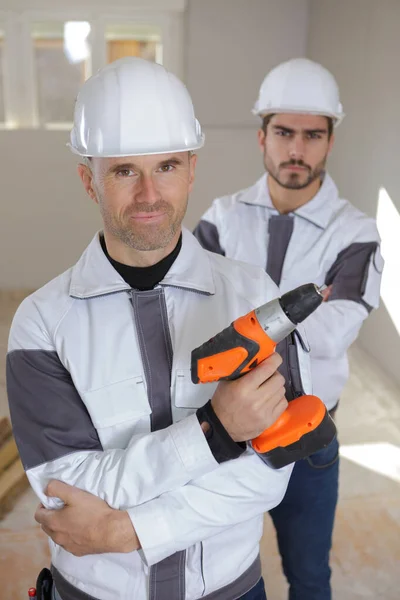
194,58,383,600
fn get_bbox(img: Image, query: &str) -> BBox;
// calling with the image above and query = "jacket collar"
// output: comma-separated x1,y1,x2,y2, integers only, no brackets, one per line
69,227,215,299
238,172,339,229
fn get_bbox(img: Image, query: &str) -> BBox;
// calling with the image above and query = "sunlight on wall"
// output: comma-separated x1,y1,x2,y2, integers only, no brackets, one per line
377,187,400,334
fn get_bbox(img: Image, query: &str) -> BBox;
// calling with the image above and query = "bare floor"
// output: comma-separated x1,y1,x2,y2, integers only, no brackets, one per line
0,292,399,599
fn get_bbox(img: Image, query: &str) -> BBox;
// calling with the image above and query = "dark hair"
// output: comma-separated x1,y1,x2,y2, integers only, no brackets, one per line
261,114,275,135
261,114,334,138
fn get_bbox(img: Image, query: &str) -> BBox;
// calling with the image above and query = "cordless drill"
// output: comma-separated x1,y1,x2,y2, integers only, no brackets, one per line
191,283,337,469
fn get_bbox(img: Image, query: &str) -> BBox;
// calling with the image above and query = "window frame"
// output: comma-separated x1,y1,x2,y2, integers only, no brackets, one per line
0,4,185,129
0,10,18,129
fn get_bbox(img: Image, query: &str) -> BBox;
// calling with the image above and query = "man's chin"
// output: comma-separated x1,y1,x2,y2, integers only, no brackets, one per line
279,175,308,190
125,225,177,252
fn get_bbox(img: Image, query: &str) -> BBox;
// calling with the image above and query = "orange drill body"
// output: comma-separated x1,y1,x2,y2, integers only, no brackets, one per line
191,284,337,468
195,309,276,384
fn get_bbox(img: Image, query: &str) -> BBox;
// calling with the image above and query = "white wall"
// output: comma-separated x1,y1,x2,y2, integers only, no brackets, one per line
0,0,185,288
184,0,310,228
1,0,399,384
3,0,185,10
308,0,400,386
0,130,101,289
0,0,310,288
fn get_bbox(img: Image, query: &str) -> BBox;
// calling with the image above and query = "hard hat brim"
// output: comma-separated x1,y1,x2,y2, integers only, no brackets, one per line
252,107,345,127
68,136,205,158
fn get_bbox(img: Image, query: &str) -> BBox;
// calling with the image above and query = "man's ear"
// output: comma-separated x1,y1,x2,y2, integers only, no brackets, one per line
327,133,335,156
257,128,266,154
77,163,98,204
188,152,198,193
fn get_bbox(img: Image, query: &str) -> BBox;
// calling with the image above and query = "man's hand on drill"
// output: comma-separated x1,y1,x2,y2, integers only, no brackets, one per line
211,353,287,442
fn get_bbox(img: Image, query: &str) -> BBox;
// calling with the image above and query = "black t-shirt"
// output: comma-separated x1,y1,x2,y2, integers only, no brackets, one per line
100,233,182,291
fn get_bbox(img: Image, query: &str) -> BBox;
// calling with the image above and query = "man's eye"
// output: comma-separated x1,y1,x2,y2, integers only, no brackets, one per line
159,165,174,172
308,133,322,140
117,169,134,177
276,130,290,137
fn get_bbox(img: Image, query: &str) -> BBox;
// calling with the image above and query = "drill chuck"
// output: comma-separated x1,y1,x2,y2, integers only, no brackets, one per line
191,283,324,383
255,283,323,344
279,283,323,325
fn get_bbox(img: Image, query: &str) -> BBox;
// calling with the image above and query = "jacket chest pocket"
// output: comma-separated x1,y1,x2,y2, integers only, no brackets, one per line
172,369,217,417
81,376,152,449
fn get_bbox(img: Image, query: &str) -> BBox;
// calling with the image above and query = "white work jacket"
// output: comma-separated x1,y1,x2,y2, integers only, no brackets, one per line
194,174,383,410
7,229,311,600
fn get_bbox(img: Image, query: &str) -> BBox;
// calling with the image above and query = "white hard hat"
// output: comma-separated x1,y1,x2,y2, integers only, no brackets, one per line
69,57,205,157
252,58,345,126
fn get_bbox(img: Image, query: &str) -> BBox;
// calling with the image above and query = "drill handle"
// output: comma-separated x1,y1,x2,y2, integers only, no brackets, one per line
191,310,277,384
191,323,259,384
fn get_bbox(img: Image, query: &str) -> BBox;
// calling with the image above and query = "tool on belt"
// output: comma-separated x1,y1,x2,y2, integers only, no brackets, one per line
191,283,337,468
28,568,53,600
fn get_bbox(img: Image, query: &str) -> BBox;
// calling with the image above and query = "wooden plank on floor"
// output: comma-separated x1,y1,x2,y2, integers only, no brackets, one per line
0,459,29,520
0,436,19,473
0,416,12,447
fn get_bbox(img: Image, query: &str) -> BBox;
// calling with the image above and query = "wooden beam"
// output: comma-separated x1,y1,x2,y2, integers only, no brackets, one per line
0,417,29,519
0,417,12,447
0,437,19,474
0,459,29,520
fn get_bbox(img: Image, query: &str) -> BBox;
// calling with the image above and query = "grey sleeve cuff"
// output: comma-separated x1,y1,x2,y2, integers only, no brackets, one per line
196,400,246,463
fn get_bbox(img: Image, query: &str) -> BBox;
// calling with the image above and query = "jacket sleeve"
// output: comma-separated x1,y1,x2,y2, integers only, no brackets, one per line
7,301,219,511
193,201,226,255
304,241,383,359
129,449,293,566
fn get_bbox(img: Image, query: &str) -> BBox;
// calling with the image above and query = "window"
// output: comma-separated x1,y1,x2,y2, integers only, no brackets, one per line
0,7,183,129
31,21,91,127
105,24,162,65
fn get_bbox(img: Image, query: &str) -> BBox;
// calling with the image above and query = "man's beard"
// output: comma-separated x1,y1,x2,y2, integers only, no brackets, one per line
99,198,187,251
264,152,327,190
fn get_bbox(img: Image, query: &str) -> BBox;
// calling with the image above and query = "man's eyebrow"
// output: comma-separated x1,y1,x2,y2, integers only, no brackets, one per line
304,128,328,135
272,125,328,135
107,157,185,174
157,157,185,167
273,125,295,134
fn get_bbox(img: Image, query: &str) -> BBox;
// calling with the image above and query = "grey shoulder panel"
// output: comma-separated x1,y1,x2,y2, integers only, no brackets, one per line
7,349,102,470
193,220,225,256
325,241,379,312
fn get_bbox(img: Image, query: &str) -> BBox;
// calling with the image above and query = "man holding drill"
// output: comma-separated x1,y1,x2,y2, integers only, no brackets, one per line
194,58,383,600
7,58,313,600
